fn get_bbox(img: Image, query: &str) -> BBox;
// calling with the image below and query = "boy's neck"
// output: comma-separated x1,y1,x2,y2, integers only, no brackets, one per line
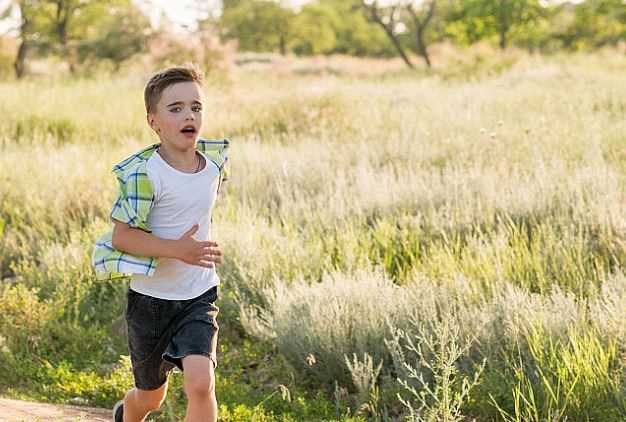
157,143,200,173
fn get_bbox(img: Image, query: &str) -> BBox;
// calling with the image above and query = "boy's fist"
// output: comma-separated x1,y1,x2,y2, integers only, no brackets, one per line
175,224,223,268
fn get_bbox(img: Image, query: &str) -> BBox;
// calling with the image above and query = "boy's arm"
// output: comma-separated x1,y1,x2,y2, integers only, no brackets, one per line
111,221,222,268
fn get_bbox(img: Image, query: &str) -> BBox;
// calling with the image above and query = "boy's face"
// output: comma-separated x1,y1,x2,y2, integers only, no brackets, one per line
148,81,204,149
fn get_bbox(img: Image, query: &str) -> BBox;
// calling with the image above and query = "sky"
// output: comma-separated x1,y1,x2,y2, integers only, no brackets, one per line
139,0,311,31
136,0,217,30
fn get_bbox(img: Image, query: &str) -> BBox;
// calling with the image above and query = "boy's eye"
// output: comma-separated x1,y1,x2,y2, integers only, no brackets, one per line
192,105,202,112
170,106,181,113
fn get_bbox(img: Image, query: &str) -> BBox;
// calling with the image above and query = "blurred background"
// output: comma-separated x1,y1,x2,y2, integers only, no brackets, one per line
1,0,626,78
0,1,625,422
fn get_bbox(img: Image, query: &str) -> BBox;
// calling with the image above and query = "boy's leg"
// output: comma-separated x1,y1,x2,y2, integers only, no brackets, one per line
182,355,217,422
123,382,168,422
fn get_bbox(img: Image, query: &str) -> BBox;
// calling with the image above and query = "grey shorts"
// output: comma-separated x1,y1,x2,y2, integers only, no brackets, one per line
125,286,219,390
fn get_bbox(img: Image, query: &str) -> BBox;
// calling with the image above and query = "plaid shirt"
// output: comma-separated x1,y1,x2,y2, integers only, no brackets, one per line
92,138,230,279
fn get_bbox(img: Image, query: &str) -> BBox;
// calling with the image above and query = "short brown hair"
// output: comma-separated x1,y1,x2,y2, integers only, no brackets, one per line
144,66,203,114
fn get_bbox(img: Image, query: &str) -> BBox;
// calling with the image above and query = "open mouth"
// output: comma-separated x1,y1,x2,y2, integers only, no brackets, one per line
181,125,196,135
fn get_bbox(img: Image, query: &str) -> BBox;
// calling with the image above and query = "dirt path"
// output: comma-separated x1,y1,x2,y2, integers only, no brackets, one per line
0,398,110,421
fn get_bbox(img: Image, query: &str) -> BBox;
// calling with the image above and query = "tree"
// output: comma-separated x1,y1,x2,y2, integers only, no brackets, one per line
406,0,436,67
493,0,545,49
76,2,151,71
219,0,295,54
360,0,416,68
359,0,439,68
557,0,626,50
290,3,339,55
29,0,104,73
222,0,246,12
2,0,126,76
49,0,79,71
2,0,46,78
14,1,36,78
446,0,546,50
318,0,394,56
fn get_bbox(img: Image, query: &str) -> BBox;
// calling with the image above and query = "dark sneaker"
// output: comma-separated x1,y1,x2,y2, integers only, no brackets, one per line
112,400,124,422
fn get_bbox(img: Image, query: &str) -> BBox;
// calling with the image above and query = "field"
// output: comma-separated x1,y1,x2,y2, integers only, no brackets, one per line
0,51,625,421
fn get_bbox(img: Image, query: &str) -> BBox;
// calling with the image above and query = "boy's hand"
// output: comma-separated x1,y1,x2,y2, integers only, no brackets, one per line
175,224,223,268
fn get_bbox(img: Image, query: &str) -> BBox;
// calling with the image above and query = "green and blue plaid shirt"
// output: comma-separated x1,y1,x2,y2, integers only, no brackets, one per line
92,138,230,279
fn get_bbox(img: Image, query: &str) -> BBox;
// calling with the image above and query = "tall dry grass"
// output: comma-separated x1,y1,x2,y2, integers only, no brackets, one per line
0,52,624,420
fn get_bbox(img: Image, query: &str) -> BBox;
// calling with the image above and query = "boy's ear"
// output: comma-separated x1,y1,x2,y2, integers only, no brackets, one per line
147,114,157,131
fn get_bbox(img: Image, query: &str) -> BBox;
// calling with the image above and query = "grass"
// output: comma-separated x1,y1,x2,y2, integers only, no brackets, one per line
0,51,624,420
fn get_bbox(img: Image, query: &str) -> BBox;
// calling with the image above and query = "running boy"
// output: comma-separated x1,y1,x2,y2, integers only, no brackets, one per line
92,66,229,422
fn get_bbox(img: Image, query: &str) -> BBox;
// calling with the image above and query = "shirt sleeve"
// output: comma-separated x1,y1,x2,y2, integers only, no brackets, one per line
110,164,155,232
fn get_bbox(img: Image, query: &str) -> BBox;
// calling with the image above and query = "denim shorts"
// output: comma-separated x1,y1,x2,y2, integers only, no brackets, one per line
125,286,219,391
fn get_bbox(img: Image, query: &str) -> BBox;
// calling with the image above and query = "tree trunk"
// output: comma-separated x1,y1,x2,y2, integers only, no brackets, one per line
499,29,507,49
14,40,28,79
416,29,431,68
498,0,509,50
14,10,32,79
408,1,436,68
55,0,76,73
363,2,414,69
380,22,414,69
59,33,77,73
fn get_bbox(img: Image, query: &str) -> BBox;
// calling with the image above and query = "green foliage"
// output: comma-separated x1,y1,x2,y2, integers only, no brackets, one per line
5,0,148,75
344,353,385,419
389,318,485,422
558,0,626,50
7,0,626,76
76,2,150,70
493,328,626,421
36,357,134,404
220,0,294,53
21,1,109,58
319,0,394,56
0,284,52,354
219,0,395,57
220,0,626,57
444,0,549,49
290,3,339,55
8,0,51,43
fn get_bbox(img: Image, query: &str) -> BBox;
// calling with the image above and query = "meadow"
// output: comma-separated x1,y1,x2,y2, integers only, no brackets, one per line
0,50,624,421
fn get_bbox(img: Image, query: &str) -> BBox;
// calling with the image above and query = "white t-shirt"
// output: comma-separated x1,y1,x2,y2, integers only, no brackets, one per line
130,150,220,300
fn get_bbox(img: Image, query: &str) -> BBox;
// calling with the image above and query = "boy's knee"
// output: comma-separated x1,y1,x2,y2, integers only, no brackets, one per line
184,371,215,399
132,386,167,412
182,355,216,399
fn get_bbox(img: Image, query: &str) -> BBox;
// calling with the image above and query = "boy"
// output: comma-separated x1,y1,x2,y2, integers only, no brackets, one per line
91,66,229,422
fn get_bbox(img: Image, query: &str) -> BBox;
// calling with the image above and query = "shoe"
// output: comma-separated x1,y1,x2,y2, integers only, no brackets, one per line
112,400,124,422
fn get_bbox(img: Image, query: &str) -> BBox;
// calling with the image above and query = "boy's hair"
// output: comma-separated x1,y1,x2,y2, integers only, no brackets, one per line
144,65,204,114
